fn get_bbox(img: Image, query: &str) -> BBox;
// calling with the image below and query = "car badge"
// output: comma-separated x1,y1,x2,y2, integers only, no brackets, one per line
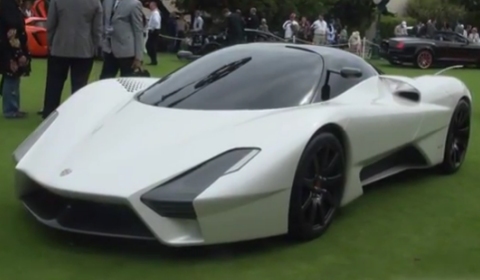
60,169,72,177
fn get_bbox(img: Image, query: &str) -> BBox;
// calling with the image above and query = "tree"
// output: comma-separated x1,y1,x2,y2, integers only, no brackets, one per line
405,0,466,23
449,0,480,11
329,0,376,30
449,0,480,27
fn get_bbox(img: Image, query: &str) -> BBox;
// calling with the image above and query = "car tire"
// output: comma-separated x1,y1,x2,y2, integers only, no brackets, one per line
288,132,346,241
415,49,433,69
438,99,471,174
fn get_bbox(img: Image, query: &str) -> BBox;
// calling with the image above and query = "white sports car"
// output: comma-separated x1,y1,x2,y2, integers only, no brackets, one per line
14,44,471,246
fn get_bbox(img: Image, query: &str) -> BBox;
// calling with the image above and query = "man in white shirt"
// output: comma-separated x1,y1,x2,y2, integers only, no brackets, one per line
282,13,298,42
192,10,204,32
142,6,150,53
146,1,161,65
311,15,327,45
394,21,408,37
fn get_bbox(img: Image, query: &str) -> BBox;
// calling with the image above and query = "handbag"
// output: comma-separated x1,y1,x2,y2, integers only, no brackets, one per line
131,67,150,77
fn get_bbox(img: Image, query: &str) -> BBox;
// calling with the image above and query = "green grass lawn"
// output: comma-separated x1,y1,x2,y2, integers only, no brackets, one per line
1,57,480,280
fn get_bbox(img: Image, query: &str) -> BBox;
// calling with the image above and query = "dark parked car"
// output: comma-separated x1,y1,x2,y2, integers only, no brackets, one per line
381,31,480,69
179,29,284,60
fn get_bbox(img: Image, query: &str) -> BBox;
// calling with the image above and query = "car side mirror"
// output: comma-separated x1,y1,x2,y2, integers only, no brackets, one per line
339,67,362,78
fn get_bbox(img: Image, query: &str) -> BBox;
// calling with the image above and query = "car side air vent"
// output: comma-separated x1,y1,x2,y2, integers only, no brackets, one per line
396,90,420,102
116,78,151,93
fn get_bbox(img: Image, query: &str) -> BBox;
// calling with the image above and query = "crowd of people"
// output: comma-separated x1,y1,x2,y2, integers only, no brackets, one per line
280,13,349,46
394,19,480,42
163,9,355,48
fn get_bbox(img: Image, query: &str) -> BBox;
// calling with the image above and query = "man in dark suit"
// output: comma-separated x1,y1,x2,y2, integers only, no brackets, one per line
99,0,144,79
426,19,436,38
222,8,244,46
245,7,259,42
41,0,102,119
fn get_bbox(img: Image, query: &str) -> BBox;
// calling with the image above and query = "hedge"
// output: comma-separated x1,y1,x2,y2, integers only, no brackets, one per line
378,16,417,39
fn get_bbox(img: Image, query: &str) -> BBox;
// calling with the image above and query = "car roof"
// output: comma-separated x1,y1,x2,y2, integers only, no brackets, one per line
227,42,366,65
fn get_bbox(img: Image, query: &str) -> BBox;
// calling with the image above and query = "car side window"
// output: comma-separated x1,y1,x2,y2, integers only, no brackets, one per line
328,58,380,99
325,58,377,99
435,33,454,42
328,73,363,99
454,35,467,43
434,34,444,41
443,34,453,42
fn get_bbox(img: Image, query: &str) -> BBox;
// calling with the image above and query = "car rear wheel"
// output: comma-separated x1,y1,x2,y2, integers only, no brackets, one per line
438,100,471,174
415,49,433,69
288,132,346,241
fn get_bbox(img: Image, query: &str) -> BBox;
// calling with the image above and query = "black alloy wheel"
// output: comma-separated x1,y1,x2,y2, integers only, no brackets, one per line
288,132,346,241
439,100,471,174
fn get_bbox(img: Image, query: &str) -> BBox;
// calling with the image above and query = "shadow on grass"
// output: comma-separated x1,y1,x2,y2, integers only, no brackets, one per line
21,168,437,260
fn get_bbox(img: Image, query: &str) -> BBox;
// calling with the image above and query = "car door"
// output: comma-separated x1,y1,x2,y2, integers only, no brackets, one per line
434,33,468,62
455,34,480,62
452,33,478,62
344,77,425,165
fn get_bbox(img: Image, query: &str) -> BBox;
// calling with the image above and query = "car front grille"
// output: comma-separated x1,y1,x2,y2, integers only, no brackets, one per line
21,184,155,240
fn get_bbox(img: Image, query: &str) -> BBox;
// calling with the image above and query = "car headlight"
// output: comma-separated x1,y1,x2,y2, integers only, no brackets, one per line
13,111,58,163
141,148,260,219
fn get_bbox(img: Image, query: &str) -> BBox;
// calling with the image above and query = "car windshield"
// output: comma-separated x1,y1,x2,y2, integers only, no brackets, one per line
137,45,323,110
435,32,470,43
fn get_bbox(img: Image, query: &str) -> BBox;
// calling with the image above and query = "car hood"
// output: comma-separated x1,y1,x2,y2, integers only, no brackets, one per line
18,100,319,198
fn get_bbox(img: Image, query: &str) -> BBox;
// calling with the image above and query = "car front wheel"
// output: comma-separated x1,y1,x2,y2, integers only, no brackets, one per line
438,99,471,174
288,132,346,241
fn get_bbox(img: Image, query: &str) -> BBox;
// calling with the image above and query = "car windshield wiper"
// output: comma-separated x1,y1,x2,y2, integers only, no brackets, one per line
163,57,252,108
152,81,196,105
194,57,252,89
149,57,252,107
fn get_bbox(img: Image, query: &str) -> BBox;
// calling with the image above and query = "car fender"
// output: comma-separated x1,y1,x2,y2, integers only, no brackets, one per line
414,44,436,57
414,75,471,107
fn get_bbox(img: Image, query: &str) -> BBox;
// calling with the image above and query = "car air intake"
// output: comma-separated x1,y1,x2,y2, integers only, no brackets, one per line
116,78,152,92
21,181,155,240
